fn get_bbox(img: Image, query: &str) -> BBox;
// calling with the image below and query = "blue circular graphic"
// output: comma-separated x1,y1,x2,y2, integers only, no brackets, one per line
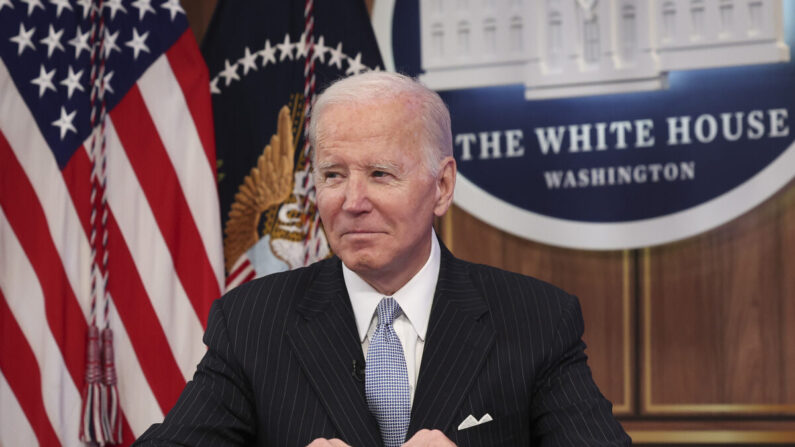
376,0,795,249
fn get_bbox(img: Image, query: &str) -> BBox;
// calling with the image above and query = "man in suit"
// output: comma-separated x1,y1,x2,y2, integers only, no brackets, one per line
135,72,631,446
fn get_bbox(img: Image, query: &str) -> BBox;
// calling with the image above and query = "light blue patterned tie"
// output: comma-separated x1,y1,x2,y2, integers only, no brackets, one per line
365,297,411,447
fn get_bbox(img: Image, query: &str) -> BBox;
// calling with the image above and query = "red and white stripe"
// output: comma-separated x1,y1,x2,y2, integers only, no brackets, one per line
0,29,222,446
225,255,256,291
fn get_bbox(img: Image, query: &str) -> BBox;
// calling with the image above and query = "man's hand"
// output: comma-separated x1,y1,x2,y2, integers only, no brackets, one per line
401,429,456,446
306,429,457,447
306,438,350,447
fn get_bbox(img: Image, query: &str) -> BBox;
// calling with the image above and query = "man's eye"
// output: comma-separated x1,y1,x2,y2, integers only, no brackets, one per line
324,172,340,179
372,170,389,178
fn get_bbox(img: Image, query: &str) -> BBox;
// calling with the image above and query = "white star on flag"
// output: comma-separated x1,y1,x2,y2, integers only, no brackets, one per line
218,59,239,86
103,29,122,58
131,0,155,20
210,77,220,94
161,0,184,21
76,0,92,18
0,0,13,12
20,0,44,16
39,25,65,58
313,36,329,63
48,0,72,17
125,28,151,60
328,42,344,69
258,39,276,67
103,70,115,94
277,33,294,61
68,26,91,59
30,64,57,98
51,106,77,139
295,32,309,59
238,47,258,75
9,23,36,56
345,52,365,75
60,65,84,98
104,0,127,20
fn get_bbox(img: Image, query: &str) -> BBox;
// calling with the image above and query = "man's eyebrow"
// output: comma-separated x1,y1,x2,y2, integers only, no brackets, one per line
369,161,402,172
315,161,340,171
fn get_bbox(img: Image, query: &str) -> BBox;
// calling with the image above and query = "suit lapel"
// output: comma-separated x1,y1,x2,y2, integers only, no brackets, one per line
286,258,381,446
408,247,495,437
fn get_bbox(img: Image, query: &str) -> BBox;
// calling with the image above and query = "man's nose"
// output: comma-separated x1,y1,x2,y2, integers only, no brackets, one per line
341,176,372,213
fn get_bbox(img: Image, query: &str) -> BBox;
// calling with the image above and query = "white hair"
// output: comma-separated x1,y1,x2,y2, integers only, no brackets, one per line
308,71,452,177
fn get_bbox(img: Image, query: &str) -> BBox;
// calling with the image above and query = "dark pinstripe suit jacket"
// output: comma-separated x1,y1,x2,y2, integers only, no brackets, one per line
135,245,631,446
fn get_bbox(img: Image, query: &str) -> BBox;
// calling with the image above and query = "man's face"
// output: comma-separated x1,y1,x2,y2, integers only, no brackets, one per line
314,99,449,291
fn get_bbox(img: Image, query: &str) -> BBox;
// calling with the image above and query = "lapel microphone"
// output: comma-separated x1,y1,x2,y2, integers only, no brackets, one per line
352,360,365,382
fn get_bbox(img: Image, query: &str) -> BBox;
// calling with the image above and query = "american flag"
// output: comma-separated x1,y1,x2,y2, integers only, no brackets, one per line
0,0,223,445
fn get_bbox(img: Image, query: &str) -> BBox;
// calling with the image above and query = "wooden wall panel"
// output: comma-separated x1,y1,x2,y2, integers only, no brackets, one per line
441,206,633,414
623,419,795,444
182,0,217,44
781,183,795,406
642,180,795,415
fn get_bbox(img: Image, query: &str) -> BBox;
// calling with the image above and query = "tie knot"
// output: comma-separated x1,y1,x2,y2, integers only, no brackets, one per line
376,297,401,327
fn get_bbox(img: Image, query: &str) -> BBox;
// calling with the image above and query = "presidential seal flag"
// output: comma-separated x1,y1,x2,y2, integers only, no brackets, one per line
0,0,223,446
202,0,383,288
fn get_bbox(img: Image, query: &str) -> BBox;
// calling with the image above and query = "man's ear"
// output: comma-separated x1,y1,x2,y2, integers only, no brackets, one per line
433,156,456,218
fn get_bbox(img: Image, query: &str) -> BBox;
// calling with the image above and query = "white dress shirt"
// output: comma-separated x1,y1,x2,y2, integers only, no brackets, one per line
343,231,440,406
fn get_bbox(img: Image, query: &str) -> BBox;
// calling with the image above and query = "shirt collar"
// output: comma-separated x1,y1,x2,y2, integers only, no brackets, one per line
344,230,441,343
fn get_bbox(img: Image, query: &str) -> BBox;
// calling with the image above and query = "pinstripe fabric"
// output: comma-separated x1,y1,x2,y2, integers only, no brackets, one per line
134,243,630,446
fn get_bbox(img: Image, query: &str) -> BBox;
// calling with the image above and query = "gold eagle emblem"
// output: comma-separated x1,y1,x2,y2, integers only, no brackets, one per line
223,106,296,272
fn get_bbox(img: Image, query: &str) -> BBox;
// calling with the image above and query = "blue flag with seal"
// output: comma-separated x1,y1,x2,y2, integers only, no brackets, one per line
202,0,383,288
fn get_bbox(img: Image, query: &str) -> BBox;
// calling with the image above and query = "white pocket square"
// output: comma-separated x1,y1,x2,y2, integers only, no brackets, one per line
457,413,493,430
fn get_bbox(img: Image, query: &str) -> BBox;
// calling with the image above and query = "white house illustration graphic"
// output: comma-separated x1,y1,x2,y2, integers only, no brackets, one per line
419,0,790,100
